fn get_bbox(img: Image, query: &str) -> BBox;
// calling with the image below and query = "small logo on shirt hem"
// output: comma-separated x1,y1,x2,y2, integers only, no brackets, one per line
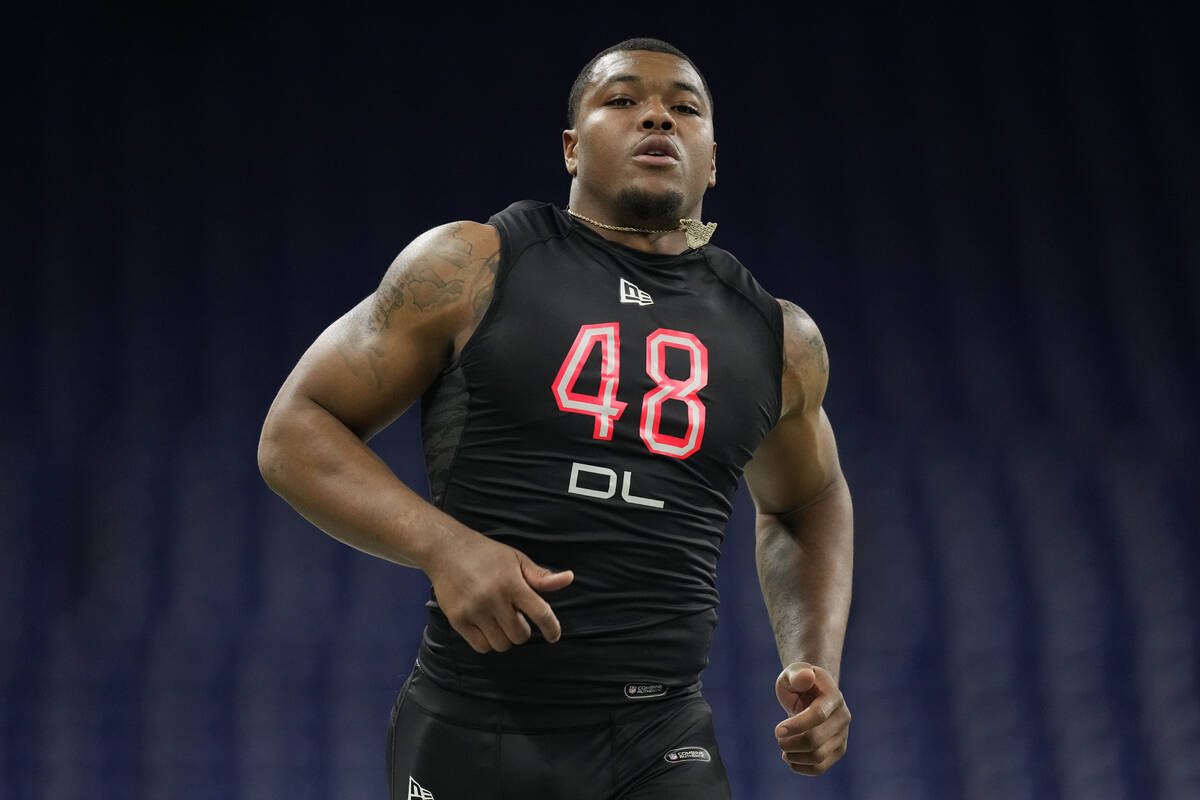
664,746,712,764
624,682,667,699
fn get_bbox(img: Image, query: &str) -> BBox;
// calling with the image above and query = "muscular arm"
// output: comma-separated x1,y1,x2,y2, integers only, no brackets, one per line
745,301,853,676
258,221,572,654
256,221,499,569
744,300,853,776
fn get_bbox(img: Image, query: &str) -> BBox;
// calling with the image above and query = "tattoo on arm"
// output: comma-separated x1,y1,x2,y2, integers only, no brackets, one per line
368,223,498,332
780,299,829,378
809,327,829,379
338,224,500,392
469,247,500,326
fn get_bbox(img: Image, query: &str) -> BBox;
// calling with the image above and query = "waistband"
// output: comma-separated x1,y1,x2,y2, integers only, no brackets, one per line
404,660,702,732
417,606,716,705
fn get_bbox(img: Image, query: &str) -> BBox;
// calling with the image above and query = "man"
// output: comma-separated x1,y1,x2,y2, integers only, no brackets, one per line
258,38,853,799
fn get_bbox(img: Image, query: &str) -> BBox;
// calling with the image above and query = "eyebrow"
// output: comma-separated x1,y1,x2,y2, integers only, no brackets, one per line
600,74,703,100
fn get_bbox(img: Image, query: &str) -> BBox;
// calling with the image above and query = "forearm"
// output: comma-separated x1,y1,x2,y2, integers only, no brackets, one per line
257,395,473,570
755,480,853,680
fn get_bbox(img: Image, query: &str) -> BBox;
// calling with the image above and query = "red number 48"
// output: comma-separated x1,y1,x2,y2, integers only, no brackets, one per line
551,323,708,459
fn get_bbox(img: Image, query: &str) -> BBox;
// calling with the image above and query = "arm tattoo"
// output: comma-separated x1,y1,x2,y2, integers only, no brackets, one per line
368,223,491,332
343,224,499,392
468,247,500,326
780,300,829,379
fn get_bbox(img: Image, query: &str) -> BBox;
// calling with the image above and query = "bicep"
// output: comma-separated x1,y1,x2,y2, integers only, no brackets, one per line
744,406,845,517
746,299,844,515
267,221,497,441
277,295,452,441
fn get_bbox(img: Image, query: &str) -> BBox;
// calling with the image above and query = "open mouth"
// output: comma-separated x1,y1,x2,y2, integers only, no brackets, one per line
634,134,680,162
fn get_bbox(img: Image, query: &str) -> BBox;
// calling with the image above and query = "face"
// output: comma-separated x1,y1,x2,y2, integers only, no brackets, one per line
564,50,717,223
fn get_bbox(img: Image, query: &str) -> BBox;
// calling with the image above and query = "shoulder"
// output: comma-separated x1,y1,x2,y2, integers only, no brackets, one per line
487,200,570,242
393,220,499,276
777,298,830,417
696,245,785,338
368,221,500,349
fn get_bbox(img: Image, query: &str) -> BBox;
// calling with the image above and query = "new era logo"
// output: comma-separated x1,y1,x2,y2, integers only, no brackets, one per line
408,776,435,799
620,278,653,306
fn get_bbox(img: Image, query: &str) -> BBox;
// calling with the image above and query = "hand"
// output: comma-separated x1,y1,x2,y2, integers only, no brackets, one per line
773,662,851,775
423,531,574,654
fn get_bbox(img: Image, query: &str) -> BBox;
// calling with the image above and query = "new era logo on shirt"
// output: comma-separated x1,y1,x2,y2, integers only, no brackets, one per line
620,278,653,306
408,776,435,799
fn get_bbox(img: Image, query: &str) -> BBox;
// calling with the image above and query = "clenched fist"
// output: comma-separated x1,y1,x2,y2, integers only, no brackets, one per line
774,662,851,775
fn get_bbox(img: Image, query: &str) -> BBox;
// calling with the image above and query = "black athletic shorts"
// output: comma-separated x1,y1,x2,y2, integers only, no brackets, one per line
386,662,731,800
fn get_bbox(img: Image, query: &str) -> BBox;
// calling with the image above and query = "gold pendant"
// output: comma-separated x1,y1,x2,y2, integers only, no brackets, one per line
680,219,717,248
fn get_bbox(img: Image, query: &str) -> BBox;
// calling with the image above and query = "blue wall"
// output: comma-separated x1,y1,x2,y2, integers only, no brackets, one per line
4,3,1198,798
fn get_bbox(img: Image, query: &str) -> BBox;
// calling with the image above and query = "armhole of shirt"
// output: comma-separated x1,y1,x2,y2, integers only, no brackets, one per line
419,221,510,507
421,206,561,507
698,248,787,428
456,205,576,369
443,221,512,372
767,296,785,428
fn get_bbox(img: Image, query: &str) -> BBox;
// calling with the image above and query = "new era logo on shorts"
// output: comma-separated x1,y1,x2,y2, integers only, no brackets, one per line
408,776,434,799
664,746,711,764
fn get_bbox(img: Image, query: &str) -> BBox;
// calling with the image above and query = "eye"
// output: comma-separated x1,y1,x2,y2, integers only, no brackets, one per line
605,97,635,107
673,104,701,116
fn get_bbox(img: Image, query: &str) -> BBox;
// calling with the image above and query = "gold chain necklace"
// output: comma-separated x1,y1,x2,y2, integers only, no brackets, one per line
567,208,717,248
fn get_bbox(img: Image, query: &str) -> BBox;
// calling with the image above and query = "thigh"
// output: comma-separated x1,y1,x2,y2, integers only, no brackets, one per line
612,694,732,800
385,674,499,800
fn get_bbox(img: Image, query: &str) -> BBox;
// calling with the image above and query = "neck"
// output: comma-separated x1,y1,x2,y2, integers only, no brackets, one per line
567,188,702,255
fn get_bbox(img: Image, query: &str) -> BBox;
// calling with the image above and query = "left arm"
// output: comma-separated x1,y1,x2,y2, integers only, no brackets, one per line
743,299,853,776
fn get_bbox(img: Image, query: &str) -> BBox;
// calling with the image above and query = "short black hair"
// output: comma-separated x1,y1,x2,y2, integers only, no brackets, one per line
566,38,713,128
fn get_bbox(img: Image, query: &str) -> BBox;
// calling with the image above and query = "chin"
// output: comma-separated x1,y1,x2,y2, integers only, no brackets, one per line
616,186,686,225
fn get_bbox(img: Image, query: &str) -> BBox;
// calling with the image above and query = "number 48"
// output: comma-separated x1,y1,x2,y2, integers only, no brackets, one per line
551,323,708,460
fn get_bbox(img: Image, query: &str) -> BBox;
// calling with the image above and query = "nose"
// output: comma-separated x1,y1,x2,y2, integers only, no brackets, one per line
639,99,674,131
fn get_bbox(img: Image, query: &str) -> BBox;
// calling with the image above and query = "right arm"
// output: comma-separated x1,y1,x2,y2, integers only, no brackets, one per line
257,221,572,651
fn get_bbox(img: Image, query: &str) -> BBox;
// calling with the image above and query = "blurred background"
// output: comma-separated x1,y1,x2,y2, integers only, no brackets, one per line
3,1,1197,798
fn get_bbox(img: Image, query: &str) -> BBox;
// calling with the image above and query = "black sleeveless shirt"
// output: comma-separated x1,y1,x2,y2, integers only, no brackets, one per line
416,201,783,704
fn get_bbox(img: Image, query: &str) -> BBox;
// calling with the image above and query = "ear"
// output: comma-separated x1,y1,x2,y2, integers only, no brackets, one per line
708,140,717,188
563,129,580,177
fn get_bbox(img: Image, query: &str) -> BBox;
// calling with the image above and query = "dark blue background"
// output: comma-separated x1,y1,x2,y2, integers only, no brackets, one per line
4,3,1198,798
